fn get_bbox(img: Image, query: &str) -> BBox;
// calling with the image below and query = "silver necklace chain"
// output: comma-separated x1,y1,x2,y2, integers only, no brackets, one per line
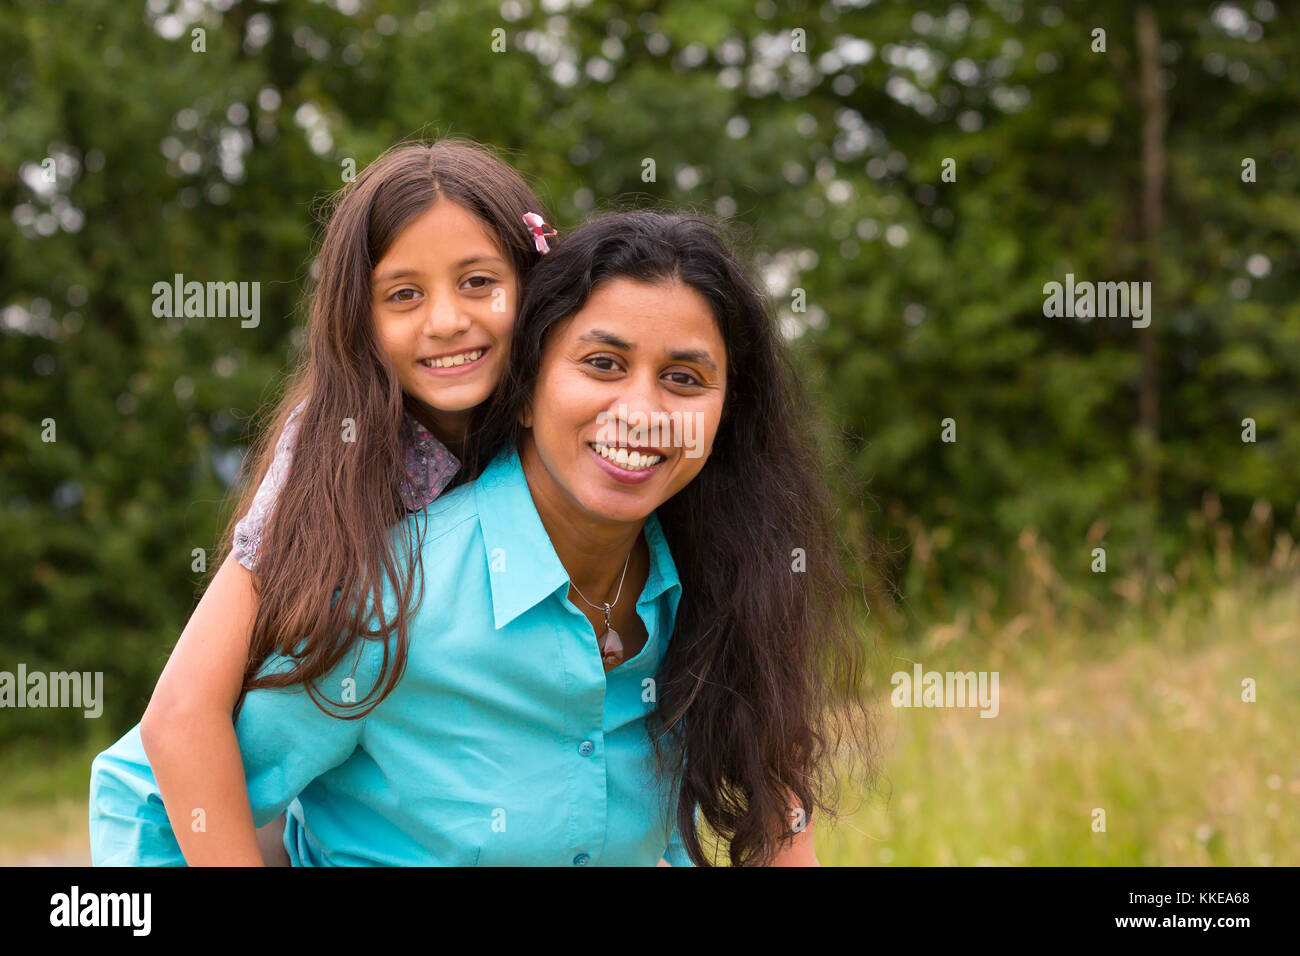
569,549,632,623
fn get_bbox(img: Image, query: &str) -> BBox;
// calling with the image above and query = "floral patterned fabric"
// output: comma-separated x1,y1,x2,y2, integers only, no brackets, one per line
231,400,461,571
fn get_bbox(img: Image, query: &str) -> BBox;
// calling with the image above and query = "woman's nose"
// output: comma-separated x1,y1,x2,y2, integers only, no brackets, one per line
609,372,668,431
618,368,656,405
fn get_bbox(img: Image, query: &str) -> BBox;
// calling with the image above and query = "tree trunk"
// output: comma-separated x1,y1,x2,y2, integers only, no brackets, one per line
1136,3,1165,573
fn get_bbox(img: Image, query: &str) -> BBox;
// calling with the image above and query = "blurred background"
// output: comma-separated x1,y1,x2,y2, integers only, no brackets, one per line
1,0,1296,865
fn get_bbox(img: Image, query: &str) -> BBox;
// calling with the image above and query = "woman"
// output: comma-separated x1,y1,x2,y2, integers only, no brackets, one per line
470,209,877,865
90,210,875,866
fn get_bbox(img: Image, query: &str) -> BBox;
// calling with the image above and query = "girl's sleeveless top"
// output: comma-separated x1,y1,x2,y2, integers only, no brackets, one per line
231,400,461,571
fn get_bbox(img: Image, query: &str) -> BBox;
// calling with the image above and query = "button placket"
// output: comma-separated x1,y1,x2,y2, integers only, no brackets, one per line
559,612,607,869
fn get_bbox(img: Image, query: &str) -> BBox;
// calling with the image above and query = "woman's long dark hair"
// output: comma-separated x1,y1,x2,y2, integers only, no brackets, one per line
470,209,879,866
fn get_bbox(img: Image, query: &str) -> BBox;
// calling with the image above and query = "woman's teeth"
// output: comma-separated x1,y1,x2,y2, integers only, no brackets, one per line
590,442,664,471
422,349,484,369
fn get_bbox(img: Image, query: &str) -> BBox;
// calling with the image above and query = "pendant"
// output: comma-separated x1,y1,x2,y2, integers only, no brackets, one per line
599,627,624,671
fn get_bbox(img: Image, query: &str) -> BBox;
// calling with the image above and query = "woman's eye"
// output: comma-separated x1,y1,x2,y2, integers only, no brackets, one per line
666,371,702,387
388,288,419,303
587,357,620,372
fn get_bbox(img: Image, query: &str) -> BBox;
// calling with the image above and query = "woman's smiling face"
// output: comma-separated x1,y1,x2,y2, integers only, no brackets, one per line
371,198,517,441
521,277,728,525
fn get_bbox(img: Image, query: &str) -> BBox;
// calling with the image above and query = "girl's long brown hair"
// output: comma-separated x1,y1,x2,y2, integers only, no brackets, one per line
211,138,550,720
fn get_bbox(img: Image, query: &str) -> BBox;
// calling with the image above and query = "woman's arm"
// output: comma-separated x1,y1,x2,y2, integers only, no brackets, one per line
658,799,818,866
768,815,819,866
139,550,266,865
768,792,819,866
255,813,291,866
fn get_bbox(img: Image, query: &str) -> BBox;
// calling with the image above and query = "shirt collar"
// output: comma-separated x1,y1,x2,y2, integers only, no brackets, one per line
475,444,682,631
398,411,461,512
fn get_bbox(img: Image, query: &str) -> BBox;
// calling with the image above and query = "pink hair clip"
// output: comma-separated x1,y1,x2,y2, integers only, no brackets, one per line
523,211,557,254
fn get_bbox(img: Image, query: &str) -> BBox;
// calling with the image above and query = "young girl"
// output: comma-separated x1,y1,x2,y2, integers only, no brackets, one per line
129,138,554,865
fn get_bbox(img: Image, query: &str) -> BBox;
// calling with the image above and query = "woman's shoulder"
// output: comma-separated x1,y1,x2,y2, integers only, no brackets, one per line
381,482,493,632
398,480,482,554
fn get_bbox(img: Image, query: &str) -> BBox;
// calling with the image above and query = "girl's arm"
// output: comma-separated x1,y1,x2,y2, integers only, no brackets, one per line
139,550,267,866
93,555,377,866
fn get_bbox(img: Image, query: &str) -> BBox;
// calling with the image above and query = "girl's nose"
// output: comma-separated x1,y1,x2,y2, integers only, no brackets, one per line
422,290,471,337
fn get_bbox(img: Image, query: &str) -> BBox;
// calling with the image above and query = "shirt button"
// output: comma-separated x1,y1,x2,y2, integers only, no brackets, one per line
578,740,594,756
573,853,590,866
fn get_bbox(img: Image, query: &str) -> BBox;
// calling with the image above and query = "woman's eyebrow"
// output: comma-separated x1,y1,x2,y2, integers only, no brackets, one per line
578,328,633,350
667,348,718,372
577,328,718,372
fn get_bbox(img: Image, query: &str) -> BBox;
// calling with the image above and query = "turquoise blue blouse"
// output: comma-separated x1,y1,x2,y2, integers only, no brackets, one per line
89,444,695,866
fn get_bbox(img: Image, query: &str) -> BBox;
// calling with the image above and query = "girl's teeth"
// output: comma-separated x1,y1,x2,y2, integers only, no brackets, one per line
590,442,663,471
424,349,483,369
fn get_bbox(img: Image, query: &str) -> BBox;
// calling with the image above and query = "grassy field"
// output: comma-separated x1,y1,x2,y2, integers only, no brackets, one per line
818,575,1298,866
3,570,1296,866
0,735,109,865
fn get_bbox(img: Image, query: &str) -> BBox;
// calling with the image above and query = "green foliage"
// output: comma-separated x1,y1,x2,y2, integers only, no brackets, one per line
1,0,1297,748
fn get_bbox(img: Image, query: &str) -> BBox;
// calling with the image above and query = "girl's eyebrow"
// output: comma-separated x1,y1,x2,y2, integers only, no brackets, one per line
577,328,719,372
373,254,506,284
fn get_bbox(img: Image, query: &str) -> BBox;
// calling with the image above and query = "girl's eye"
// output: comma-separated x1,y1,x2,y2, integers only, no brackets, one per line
388,288,419,303
462,276,495,290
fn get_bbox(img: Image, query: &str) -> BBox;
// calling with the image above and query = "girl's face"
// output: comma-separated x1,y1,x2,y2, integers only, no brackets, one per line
521,277,727,526
371,199,517,441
